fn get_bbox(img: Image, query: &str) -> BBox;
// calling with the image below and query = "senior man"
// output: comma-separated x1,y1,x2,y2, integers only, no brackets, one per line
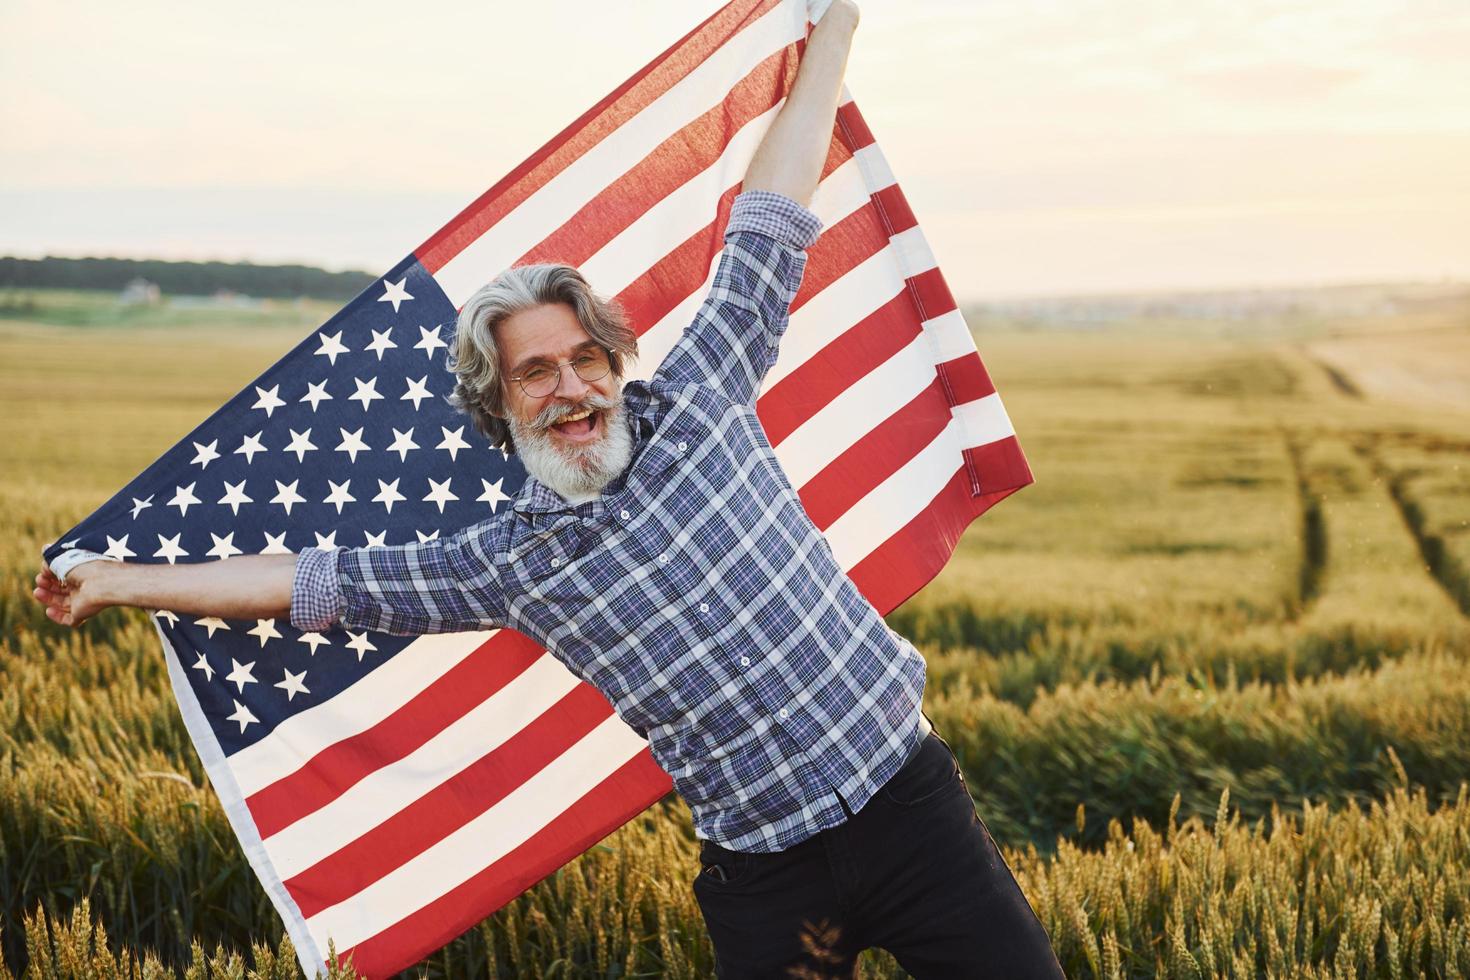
34,4,1063,976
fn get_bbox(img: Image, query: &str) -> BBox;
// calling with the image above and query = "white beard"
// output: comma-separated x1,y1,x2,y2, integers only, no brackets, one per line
507,392,635,500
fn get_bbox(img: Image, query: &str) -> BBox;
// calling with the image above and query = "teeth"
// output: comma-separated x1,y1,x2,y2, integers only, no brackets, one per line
557,409,594,424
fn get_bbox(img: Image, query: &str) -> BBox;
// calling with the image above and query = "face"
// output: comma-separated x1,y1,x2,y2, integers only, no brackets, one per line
496,302,633,496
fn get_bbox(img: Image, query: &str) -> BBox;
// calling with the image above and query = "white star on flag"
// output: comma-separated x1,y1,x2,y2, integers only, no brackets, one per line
324,480,356,514
252,384,286,417
424,477,458,513
336,427,371,462
401,376,433,409
271,480,306,515
345,631,377,662
387,427,419,461
129,495,153,519
350,377,384,410
314,530,339,550
261,531,292,555
275,668,311,702
373,478,406,513
235,432,267,464
247,619,282,647
436,425,471,460
298,632,330,655
364,530,388,547
191,652,215,682
226,700,258,734
314,330,350,365
365,327,397,360
168,482,201,516
414,325,447,359
416,529,441,543
155,609,180,627
103,534,135,560
153,533,189,564
477,478,510,512
300,380,333,411
195,617,230,638
225,658,258,693
218,480,253,515
378,277,414,312
207,532,244,560
284,428,318,463
191,440,220,468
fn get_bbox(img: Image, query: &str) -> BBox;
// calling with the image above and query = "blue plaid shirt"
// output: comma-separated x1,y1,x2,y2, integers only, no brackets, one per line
292,190,929,853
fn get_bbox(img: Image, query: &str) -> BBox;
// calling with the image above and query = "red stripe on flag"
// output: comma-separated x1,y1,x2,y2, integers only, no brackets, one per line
516,50,795,269
796,379,948,531
334,751,671,980
415,0,787,273
906,267,957,324
871,184,918,237
939,352,998,405
285,683,616,920
247,631,544,839
847,450,1027,616
757,290,914,446
967,432,1034,496
836,101,875,150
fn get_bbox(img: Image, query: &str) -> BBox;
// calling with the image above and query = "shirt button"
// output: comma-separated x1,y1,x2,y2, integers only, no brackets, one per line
658,553,670,564
778,708,789,720
620,509,630,520
677,441,688,452
699,602,710,613
550,557,561,568
740,656,751,667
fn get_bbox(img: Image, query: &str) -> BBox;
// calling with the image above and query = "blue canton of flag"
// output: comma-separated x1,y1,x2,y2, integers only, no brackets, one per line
44,258,524,755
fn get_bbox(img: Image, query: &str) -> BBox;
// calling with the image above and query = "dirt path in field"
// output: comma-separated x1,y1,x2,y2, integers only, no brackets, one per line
1306,326,1470,412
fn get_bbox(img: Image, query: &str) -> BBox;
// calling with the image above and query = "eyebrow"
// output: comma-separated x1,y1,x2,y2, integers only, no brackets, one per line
510,341,600,378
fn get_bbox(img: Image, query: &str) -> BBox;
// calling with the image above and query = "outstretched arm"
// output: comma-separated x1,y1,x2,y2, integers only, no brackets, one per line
742,0,860,205
33,555,296,628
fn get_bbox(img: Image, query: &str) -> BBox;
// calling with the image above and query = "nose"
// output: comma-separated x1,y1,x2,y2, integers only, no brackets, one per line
554,361,592,400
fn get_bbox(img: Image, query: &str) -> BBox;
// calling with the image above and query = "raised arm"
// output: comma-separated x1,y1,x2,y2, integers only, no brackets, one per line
651,2,859,403
742,0,860,205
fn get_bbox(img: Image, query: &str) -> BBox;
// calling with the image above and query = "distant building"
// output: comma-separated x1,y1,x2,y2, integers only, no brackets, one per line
119,278,161,305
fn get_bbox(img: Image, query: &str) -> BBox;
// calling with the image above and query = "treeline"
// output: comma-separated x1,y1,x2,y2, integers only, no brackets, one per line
0,256,374,302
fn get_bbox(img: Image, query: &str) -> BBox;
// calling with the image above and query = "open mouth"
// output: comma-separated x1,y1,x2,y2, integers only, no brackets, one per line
550,407,601,443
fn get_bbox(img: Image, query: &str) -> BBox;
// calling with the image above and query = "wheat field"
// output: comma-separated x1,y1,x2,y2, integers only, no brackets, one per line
2,289,1469,978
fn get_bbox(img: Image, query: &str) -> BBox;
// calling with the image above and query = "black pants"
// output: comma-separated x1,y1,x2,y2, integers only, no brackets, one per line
692,728,1066,979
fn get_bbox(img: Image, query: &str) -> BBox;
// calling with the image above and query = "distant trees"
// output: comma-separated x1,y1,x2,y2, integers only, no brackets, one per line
0,256,373,301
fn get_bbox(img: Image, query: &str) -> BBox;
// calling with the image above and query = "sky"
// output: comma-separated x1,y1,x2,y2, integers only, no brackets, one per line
2,0,1467,300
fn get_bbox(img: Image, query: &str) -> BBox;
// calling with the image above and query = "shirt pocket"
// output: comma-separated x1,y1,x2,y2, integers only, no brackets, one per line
507,517,598,594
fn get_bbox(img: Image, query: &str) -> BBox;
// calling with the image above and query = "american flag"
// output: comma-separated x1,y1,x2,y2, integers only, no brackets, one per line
44,0,1032,975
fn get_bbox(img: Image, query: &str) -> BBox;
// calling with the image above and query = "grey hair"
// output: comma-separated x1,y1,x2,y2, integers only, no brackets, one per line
447,263,637,453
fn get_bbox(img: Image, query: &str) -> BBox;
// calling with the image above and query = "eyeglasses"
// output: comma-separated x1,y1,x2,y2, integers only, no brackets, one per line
509,347,613,398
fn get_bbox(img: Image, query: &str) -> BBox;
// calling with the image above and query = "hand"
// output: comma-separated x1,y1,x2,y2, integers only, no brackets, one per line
33,561,111,627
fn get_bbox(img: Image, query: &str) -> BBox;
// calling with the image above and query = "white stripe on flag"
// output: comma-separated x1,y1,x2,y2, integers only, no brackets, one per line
435,3,806,306
581,103,783,294
955,392,1019,449
229,630,496,798
823,417,968,572
773,332,933,487
263,653,583,879
922,308,978,364
305,714,649,952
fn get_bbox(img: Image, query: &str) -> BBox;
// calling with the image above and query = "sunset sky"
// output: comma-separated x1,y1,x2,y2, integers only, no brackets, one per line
3,0,1466,299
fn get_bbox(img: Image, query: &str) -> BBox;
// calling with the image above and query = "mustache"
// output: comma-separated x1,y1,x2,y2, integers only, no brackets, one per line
528,392,620,433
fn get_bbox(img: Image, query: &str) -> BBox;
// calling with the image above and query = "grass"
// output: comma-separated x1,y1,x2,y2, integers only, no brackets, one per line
1,289,1468,977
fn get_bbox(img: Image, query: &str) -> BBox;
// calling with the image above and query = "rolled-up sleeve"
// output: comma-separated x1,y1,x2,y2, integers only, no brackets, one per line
289,547,344,632
652,190,823,404
289,519,510,636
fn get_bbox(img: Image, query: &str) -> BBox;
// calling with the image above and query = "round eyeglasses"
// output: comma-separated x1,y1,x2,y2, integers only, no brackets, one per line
510,347,613,398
